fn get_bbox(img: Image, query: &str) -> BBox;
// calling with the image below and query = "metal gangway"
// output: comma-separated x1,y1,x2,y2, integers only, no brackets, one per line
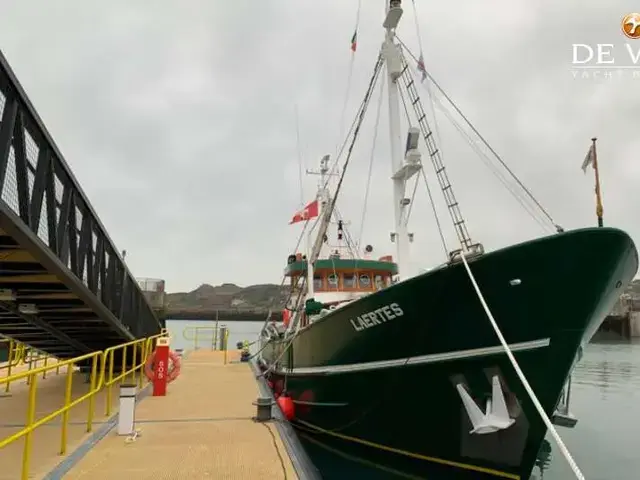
0,50,162,359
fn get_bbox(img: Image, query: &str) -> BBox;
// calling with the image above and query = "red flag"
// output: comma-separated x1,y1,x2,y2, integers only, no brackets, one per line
417,52,427,83
290,199,319,224
351,29,357,52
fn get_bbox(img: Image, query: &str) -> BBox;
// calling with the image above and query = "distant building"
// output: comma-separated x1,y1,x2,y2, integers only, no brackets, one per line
136,278,166,310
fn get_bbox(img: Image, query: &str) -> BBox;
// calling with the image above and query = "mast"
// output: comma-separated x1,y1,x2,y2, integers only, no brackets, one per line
383,1,412,279
591,138,604,227
305,155,335,298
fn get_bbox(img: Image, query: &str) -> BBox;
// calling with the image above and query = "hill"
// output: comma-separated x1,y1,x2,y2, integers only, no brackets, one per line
164,277,640,314
165,283,288,311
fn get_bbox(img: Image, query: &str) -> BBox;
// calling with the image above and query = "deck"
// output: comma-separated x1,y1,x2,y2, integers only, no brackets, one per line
50,350,296,479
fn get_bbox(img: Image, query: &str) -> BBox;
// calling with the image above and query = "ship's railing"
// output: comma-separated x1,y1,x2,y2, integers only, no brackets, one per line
0,330,168,480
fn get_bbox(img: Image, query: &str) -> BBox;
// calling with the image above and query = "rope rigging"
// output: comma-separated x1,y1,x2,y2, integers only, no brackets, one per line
397,80,449,258
267,55,385,341
396,37,563,234
335,0,363,158
356,73,385,253
294,104,305,208
309,55,385,265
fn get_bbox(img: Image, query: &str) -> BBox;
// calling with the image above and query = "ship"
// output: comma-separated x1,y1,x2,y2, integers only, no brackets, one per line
258,1,638,478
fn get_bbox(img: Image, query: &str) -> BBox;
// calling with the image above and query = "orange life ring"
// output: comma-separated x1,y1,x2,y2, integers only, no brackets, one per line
144,350,181,383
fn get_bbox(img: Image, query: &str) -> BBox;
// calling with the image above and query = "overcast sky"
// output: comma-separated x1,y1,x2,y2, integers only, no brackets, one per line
1,1,639,292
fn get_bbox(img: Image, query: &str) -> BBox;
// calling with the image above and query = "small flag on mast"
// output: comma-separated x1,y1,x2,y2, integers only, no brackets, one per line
290,199,319,224
351,29,358,52
581,144,595,173
417,52,427,83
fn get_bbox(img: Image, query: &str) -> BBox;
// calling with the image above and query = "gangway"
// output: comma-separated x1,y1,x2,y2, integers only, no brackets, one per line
0,50,162,359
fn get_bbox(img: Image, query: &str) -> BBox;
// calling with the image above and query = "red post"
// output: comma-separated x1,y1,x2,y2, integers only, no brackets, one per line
152,337,170,397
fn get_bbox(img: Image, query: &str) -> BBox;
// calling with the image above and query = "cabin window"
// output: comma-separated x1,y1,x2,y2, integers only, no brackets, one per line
327,273,339,288
359,274,371,288
374,274,384,290
343,273,356,288
314,275,324,290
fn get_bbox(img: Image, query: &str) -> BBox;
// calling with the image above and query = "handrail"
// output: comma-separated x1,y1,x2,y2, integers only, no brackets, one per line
183,324,223,351
0,331,169,480
102,332,165,416
1,338,62,393
0,351,103,480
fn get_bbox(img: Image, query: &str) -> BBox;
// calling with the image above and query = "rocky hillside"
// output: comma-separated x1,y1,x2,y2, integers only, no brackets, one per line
165,277,640,313
165,283,287,311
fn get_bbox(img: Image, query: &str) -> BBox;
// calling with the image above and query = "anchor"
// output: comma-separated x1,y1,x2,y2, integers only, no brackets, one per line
456,375,515,434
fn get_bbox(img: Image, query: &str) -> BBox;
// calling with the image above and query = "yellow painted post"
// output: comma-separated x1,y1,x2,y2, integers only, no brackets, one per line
87,356,98,432
130,344,138,384
26,351,34,385
59,364,74,454
106,352,115,416
137,343,144,388
121,346,128,387
42,356,48,379
21,372,37,480
5,341,15,393
224,329,229,365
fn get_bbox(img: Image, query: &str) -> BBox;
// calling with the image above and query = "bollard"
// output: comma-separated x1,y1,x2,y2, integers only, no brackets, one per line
253,396,273,422
153,337,170,397
117,384,137,435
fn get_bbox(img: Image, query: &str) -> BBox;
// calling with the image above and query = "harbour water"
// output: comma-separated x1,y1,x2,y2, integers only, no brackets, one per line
165,320,640,479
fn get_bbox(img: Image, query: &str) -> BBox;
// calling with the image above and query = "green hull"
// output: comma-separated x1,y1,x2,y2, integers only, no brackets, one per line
262,227,638,479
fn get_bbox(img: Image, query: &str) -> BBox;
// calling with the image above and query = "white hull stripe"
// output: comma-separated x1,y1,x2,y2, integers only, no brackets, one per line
279,338,551,375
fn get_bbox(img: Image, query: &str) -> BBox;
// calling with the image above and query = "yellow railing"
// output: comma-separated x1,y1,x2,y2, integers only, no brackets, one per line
183,324,226,351
0,329,169,480
1,337,63,393
0,351,103,479
103,333,165,416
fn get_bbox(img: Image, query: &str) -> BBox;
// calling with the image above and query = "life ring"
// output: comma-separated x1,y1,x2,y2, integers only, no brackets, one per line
144,350,181,383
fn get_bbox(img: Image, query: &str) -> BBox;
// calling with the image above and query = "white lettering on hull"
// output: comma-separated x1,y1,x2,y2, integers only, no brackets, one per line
349,303,404,332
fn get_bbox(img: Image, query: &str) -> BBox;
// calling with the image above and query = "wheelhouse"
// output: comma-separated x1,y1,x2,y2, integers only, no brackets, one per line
284,253,398,307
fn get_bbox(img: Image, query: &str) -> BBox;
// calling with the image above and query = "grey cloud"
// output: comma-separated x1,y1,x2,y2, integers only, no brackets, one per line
1,0,638,291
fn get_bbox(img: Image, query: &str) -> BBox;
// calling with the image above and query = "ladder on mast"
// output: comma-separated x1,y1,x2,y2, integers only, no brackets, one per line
397,54,475,252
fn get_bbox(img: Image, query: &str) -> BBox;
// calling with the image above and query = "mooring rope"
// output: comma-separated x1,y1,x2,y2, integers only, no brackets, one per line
458,252,584,479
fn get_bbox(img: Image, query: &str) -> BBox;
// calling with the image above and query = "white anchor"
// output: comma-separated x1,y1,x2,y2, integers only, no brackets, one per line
456,375,515,434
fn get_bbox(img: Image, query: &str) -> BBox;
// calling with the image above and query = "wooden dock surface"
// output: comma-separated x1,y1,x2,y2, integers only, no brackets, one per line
62,350,297,479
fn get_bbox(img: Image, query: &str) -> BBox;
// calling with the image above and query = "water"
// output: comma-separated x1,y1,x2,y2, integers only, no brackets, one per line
165,320,640,479
164,319,263,353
